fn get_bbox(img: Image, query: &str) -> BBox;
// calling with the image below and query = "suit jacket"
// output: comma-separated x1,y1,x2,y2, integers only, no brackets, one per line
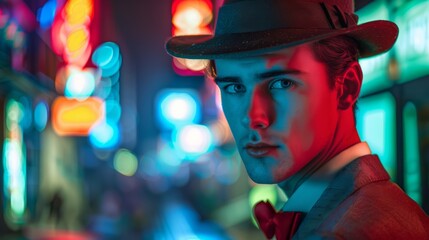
293,155,429,240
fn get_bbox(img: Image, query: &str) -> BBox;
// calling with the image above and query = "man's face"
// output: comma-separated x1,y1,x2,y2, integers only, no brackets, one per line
214,44,340,184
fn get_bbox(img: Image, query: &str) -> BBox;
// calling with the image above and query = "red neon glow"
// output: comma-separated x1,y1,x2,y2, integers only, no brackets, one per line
51,16,68,55
10,0,37,31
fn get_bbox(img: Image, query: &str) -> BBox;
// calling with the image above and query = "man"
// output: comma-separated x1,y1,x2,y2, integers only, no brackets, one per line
166,0,429,239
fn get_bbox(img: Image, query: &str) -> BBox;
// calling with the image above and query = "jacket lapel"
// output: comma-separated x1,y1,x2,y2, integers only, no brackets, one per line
293,155,390,239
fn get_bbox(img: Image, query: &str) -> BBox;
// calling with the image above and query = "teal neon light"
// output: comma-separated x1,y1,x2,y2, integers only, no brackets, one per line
356,92,396,181
3,99,27,226
403,102,421,204
395,0,429,82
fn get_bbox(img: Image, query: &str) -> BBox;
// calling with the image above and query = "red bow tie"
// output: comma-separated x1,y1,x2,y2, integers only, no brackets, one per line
253,201,304,240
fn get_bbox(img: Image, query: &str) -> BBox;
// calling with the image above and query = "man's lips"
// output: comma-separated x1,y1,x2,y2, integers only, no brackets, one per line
244,143,279,157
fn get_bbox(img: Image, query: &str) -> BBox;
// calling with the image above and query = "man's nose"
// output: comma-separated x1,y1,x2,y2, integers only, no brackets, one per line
242,87,272,129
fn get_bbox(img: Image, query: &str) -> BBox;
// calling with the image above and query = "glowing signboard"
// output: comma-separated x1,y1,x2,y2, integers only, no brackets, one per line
52,96,105,136
395,0,429,82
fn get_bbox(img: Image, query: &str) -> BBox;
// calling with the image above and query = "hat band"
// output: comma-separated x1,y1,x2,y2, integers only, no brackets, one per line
215,0,358,35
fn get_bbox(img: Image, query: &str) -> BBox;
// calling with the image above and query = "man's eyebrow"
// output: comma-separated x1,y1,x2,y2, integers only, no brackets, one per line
257,70,301,79
214,70,301,84
214,76,241,84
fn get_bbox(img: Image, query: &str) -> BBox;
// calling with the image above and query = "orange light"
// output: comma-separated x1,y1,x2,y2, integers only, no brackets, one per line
65,44,92,67
66,27,89,53
171,0,213,75
65,0,94,25
173,25,212,36
172,0,213,36
63,26,91,66
175,58,208,71
52,97,105,136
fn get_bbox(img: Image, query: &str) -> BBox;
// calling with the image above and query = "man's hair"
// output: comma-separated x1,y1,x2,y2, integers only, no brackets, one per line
206,36,362,114
311,36,361,114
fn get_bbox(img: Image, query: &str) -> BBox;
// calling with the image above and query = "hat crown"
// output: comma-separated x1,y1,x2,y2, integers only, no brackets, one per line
223,0,355,13
215,0,358,35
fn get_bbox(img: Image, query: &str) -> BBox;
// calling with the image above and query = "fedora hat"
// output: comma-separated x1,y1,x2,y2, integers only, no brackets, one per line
165,0,398,59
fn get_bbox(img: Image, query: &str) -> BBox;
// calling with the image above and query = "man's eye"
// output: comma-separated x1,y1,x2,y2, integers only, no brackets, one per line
224,84,246,93
269,79,296,89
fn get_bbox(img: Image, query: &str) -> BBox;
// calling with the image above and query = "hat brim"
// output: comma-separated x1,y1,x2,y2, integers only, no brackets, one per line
165,20,398,59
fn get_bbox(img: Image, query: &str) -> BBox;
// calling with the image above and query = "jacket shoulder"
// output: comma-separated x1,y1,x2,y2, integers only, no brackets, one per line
317,180,429,239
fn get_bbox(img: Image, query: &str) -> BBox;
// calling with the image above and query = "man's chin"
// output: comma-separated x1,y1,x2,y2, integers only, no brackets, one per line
247,172,278,184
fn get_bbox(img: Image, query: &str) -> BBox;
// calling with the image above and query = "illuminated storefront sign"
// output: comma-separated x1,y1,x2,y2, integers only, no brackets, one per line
52,97,105,136
395,0,429,82
357,0,392,95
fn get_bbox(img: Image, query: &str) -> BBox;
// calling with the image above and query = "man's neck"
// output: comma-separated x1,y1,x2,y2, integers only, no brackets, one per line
281,142,371,212
278,113,361,197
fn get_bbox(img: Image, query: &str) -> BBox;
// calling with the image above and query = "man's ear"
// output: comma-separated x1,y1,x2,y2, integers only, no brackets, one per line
336,62,363,110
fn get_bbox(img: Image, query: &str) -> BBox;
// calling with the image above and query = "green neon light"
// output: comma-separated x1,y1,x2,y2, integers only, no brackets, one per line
403,102,421,204
248,184,280,227
356,92,396,181
395,0,429,82
3,98,27,226
357,0,391,95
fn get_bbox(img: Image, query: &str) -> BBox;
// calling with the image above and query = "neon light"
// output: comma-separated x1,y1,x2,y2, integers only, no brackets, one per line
52,97,105,136
55,65,90,93
172,0,213,34
3,98,27,226
403,102,421,204
100,55,122,78
157,90,200,129
113,149,138,176
34,101,48,131
171,0,213,75
37,0,57,29
356,93,396,180
395,0,429,82
105,100,122,123
51,17,67,55
6,100,24,131
173,124,213,159
89,121,120,148
3,139,26,219
64,70,96,99
65,0,94,25
94,77,112,99
92,42,122,78
92,42,120,68
65,27,90,55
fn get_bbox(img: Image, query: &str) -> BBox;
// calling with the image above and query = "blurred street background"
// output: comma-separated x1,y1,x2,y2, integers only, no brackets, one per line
0,0,429,239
